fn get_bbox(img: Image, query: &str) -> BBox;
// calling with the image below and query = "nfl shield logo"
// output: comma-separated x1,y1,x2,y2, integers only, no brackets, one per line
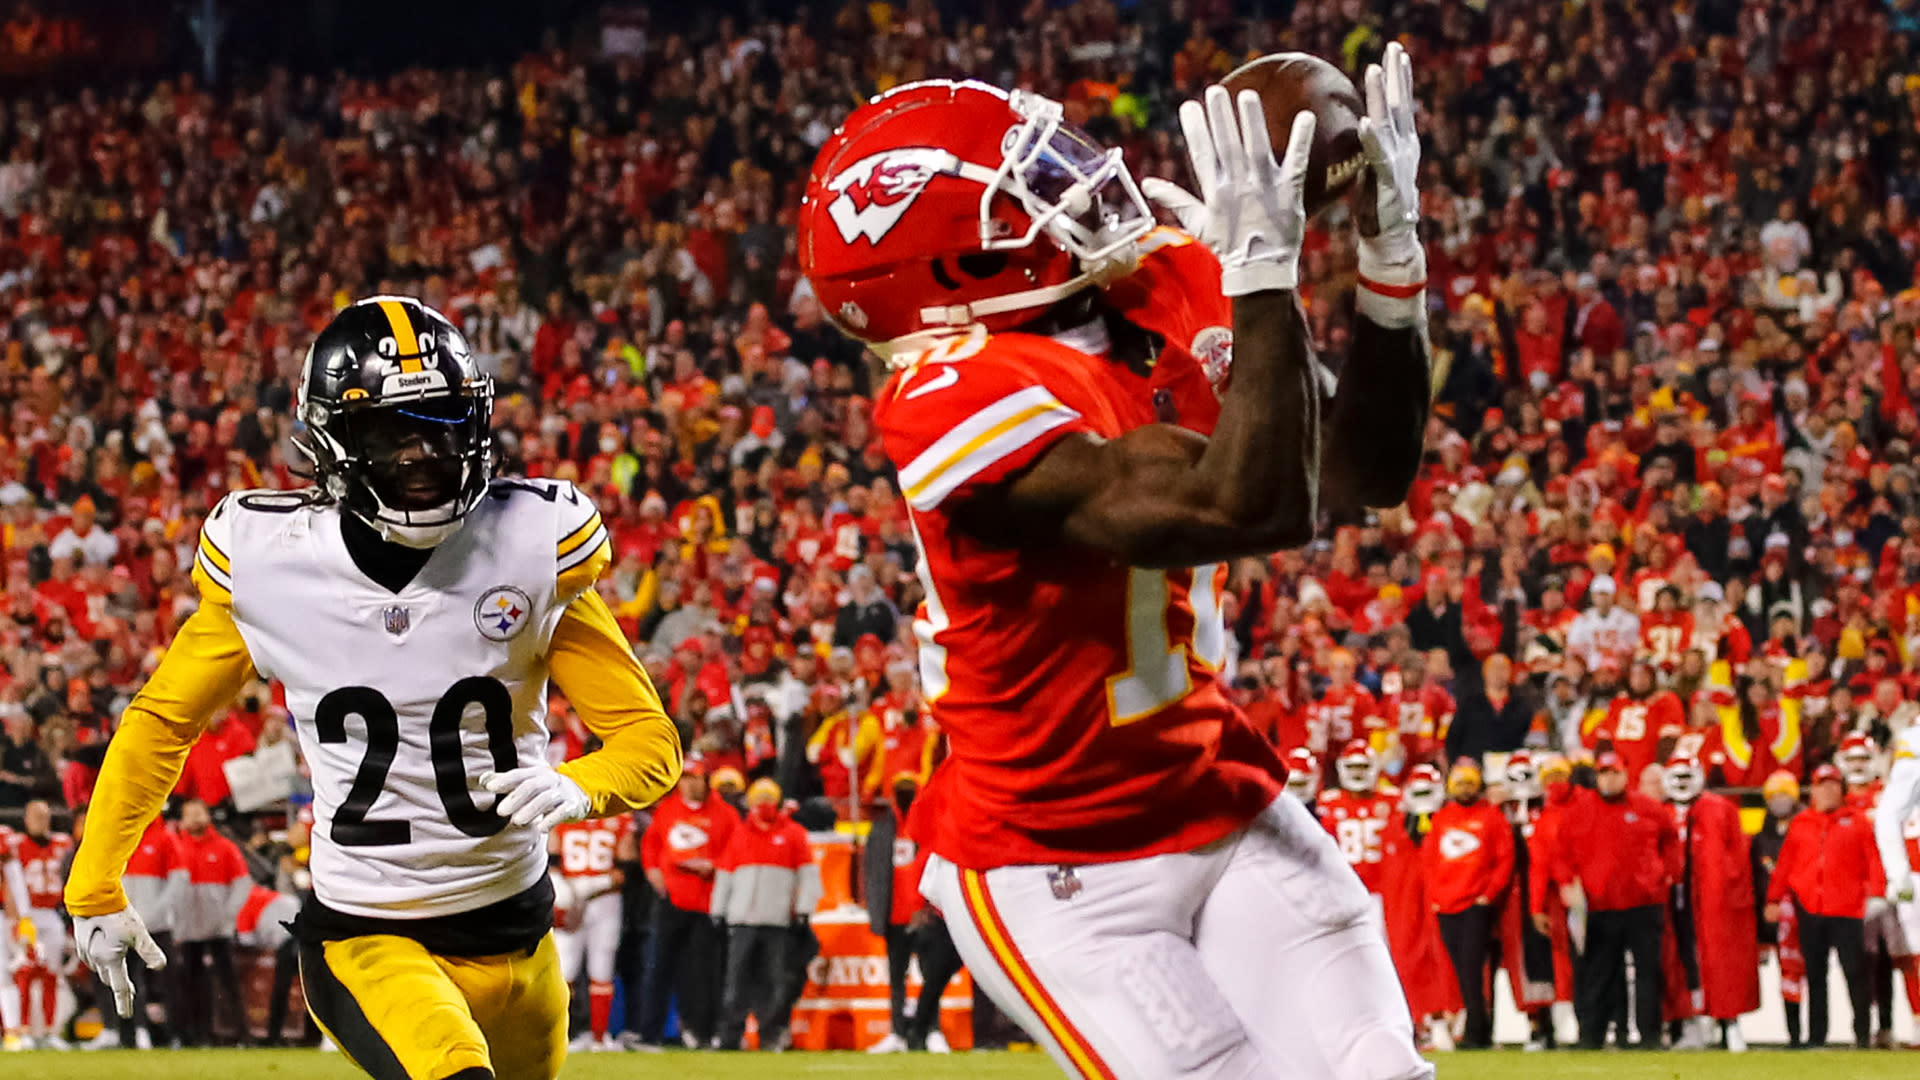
382,605,410,636
1048,866,1083,901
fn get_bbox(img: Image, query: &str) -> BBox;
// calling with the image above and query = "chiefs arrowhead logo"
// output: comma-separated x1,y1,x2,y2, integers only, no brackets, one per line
1438,828,1483,860
826,148,959,245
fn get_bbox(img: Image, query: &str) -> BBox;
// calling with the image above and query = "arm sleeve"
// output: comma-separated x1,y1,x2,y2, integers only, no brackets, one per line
2,858,27,917
1489,818,1516,901
550,587,684,818
1877,745,1920,889
65,594,256,917
794,861,824,917
708,868,731,919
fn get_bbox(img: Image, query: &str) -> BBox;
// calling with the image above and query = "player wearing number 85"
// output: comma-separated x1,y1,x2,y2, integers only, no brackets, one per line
62,296,683,1080
798,47,1434,1080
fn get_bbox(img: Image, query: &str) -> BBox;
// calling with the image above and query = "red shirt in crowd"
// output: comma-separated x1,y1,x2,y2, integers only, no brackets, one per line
174,713,256,806
641,790,739,913
1552,788,1679,911
1422,798,1514,914
1591,691,1683,786
1768,803,1886,919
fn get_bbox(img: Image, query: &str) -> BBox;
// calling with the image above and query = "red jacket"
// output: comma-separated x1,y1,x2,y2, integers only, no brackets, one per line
1674,794,1760,1019
640,791,740,913
1768,804,1886,919
1552,788,1679,911
1422,800,1514,914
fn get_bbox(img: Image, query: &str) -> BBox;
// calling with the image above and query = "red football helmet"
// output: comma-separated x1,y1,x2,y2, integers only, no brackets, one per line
1285,748,1321,800
1836,732,1877,786
798,79,1153,351
1661,751,1704,802
1335,738,1378,793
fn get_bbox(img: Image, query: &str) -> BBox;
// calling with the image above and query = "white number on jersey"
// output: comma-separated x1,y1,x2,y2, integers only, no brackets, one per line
1335,817,1385,865
1109,564,1227,725
560,827,620,876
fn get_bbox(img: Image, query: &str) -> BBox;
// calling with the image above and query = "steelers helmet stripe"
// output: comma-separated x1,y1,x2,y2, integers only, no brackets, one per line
375,298,423,372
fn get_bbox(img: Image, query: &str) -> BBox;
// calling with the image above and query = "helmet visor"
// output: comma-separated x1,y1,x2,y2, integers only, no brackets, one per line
347,395,475,512
987,95,1152,264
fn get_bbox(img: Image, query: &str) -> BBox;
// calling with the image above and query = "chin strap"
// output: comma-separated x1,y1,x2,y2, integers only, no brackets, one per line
916,268,1100,331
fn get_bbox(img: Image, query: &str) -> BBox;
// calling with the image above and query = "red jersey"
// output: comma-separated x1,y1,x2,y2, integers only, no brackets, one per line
1305,684,1380,759
554,815,634,879
1640,610,1696,671
874,245,1283,870
9,831,73,910
1589,691,1685,784
1100,229,1232,428
1316,788,1401,893
1378,676,1456,769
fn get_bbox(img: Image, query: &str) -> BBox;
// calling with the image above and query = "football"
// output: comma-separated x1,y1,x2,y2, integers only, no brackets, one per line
1221,52,1367,220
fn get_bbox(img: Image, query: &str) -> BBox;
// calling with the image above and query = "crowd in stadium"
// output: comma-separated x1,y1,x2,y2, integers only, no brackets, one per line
3,0,1920,1055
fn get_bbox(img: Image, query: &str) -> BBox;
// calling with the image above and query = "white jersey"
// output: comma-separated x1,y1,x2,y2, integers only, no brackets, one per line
1878,727,1920,896
198,477,607,919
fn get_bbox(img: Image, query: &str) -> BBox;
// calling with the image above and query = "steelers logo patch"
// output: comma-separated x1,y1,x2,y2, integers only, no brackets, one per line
474,586,533,642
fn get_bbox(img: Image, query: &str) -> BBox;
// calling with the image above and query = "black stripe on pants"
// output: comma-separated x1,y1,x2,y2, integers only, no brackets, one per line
1574,904,1663,1049
1798,911,1869,1048
298,942,408,1080
1437,904,1498,1049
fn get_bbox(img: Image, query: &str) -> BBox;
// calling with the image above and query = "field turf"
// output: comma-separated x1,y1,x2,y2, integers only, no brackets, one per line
4,1047,1918,1079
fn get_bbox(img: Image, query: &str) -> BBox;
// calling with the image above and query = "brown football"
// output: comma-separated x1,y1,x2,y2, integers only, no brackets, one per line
1221,52,1366,221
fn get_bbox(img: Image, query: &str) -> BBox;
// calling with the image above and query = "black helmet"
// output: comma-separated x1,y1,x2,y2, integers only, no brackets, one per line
296,296,493,547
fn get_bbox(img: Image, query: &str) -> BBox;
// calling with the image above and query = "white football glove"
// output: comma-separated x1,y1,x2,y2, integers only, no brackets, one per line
481,767,592,831
1890,872,1915,905
1356,41,1425,289
1142,85,1315,297
73,906,168,1018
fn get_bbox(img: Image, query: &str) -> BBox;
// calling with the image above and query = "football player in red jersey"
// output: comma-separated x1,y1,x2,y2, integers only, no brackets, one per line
1318,741,1399,893
9,801,73,1049
549,813,636,1052
798,47,1435,1080
1285,748,1322,810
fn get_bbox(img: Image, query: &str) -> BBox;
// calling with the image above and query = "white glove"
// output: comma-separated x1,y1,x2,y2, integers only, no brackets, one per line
1355,41,1426,290
1891,873,1915,905
73,906,168,1018
481,767,592,831
1869,896,1894,921
1142,85,1315,297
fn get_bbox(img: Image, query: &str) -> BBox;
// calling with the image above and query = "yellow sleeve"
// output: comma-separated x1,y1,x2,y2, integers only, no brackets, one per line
65,593,256,916
551,588,683,817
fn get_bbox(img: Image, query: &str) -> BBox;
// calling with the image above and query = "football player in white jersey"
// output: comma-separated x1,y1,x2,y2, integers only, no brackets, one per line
1878,725,1920,905
63,296,682,1080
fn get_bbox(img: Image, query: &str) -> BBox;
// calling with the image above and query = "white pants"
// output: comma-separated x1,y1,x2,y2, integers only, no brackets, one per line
923,796,1433,1080
555,891,622,985
24,909,67,969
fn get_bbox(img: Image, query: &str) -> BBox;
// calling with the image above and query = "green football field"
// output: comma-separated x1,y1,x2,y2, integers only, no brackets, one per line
3,1048,1918,1079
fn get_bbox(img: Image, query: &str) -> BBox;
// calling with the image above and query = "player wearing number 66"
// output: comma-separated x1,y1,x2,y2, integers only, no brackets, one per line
796,48,1434,1080
63,296,682,1080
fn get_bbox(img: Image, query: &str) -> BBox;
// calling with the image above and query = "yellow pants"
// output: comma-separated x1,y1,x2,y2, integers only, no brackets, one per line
301,933,568,1080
